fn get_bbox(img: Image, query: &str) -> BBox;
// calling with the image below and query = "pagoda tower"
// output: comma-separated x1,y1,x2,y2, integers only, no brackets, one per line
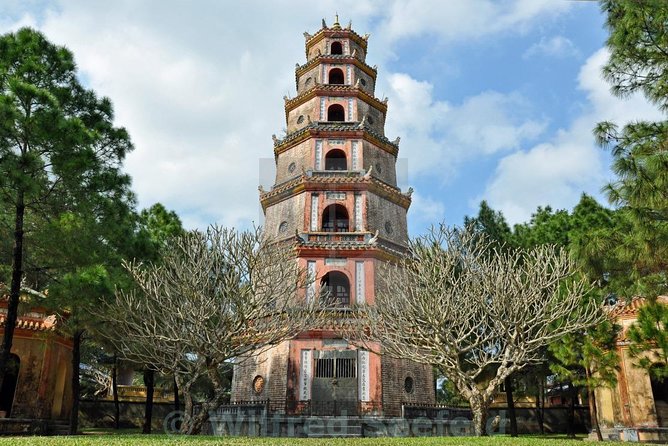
230,17,434,417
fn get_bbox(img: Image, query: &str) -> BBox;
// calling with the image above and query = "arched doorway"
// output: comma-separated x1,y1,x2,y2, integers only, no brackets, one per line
0,354,19,417
325,149,347,170
320,271,350,307
322,204,349,232
651,366,668,426
328,68,344,85
331,41,343,55
327,104,345,122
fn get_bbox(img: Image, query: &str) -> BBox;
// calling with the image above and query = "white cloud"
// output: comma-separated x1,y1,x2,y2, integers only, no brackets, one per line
384,73,546,178
480,48,664,224
408,192,446,228
0,0,583,230
523,35,580,59
377,0,571,43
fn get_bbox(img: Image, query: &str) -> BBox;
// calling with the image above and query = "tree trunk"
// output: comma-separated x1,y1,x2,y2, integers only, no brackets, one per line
567,381,577,439
469,394,490,436
173,375,180,412
142,369,154,434
112,355,119,430
505,376,518,437
69,330,84,435
535,377,544,435
0,193,26,391
586,367,603,441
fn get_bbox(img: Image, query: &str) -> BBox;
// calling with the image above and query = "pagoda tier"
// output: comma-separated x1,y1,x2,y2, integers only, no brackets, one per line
230,17,434,418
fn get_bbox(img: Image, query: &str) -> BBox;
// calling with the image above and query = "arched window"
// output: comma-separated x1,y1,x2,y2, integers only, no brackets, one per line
327,104,345,122
328,68,344,85
331,41,343,55
325,149,347,170
321,271,350,306
322,204,349,232
0,354,19,417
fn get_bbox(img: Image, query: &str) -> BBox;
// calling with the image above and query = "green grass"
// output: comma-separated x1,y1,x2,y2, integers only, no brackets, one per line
0,435,586,446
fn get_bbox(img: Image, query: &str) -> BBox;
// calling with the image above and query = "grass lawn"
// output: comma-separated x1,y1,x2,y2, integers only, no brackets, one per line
0,435,587,445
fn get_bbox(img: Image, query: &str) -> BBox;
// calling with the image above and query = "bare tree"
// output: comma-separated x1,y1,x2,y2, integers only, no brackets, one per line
97,226,321,434
355,225,602,436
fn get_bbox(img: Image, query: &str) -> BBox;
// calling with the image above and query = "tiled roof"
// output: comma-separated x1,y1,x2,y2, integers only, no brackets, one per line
285,84,386,113
259,171,411,210
608,295,668,318
296,54,375,77
0,313,57,332
274,121,397,151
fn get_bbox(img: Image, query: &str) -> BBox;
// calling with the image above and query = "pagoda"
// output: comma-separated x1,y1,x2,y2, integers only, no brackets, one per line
230,16,434,417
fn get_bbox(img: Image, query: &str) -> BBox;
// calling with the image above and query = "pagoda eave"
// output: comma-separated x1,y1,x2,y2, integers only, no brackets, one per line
304,28,368,56
285,85,387,118
274,125,398,157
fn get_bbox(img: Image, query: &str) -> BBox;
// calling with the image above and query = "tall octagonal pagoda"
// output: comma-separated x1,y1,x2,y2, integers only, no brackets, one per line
230,17,434,417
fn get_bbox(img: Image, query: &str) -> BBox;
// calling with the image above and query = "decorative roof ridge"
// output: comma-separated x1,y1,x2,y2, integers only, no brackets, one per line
284,85,387,113
274,122,397,150
608,295,668,318
296,54,375,75
304,26,369,51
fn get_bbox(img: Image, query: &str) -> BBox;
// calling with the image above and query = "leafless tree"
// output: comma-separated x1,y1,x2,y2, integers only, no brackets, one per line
354,225,602,436
97,226,321,434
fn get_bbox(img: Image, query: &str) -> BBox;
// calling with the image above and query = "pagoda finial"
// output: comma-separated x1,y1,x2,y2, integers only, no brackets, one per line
332,14,341,29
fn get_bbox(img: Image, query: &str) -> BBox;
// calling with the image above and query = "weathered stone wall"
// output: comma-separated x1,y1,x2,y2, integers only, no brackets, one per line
286,100,318,133
275,140,311,184
362,141,397,185
231,341,290,413
366,193,409,246
356,101,385,136
381,356,435,417
9,334,72,420
296,66,321,94
264,194,305,239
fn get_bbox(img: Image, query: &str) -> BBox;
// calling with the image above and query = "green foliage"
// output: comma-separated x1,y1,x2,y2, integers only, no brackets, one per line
464,200,513,250
436,377,469,407
549,319,619,390
600,0,668,110
628,301,668,379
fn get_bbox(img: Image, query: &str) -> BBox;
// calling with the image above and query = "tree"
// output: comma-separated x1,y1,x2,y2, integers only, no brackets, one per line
357,225,602,436
628,300,668,379
596,0,668,297
0,26,133,414
97,226,324,434
550,319,619,441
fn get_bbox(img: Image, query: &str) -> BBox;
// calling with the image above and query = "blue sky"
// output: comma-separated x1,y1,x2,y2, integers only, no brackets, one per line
1,1,663,236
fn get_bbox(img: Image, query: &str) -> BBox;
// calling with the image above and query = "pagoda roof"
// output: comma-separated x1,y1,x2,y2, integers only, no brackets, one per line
304,24,369,55
259,170,412,210
274,121,399,157
285,84,386,117
296,54,377,79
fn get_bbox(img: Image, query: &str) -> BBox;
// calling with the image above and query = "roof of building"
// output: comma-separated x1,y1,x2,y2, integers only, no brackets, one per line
608,295,668,318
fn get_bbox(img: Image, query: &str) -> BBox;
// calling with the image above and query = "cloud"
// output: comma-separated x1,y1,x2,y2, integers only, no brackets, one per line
377,0,572,44
384,73,546,178
0,0,580,230
480,48,665,224
523,35,580,59
408,192,446,228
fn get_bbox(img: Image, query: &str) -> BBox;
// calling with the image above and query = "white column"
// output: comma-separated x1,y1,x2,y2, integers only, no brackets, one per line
355,261,365,304
347,97,354,121
306,261,316,303
319,97,326,120
310,194,319,231
299,349,313,400
358,349,370,402
354,193,363,231
351,141,359,170
315,140,322,170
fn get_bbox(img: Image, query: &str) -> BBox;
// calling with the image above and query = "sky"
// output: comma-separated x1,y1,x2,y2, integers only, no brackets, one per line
1,0,664,236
